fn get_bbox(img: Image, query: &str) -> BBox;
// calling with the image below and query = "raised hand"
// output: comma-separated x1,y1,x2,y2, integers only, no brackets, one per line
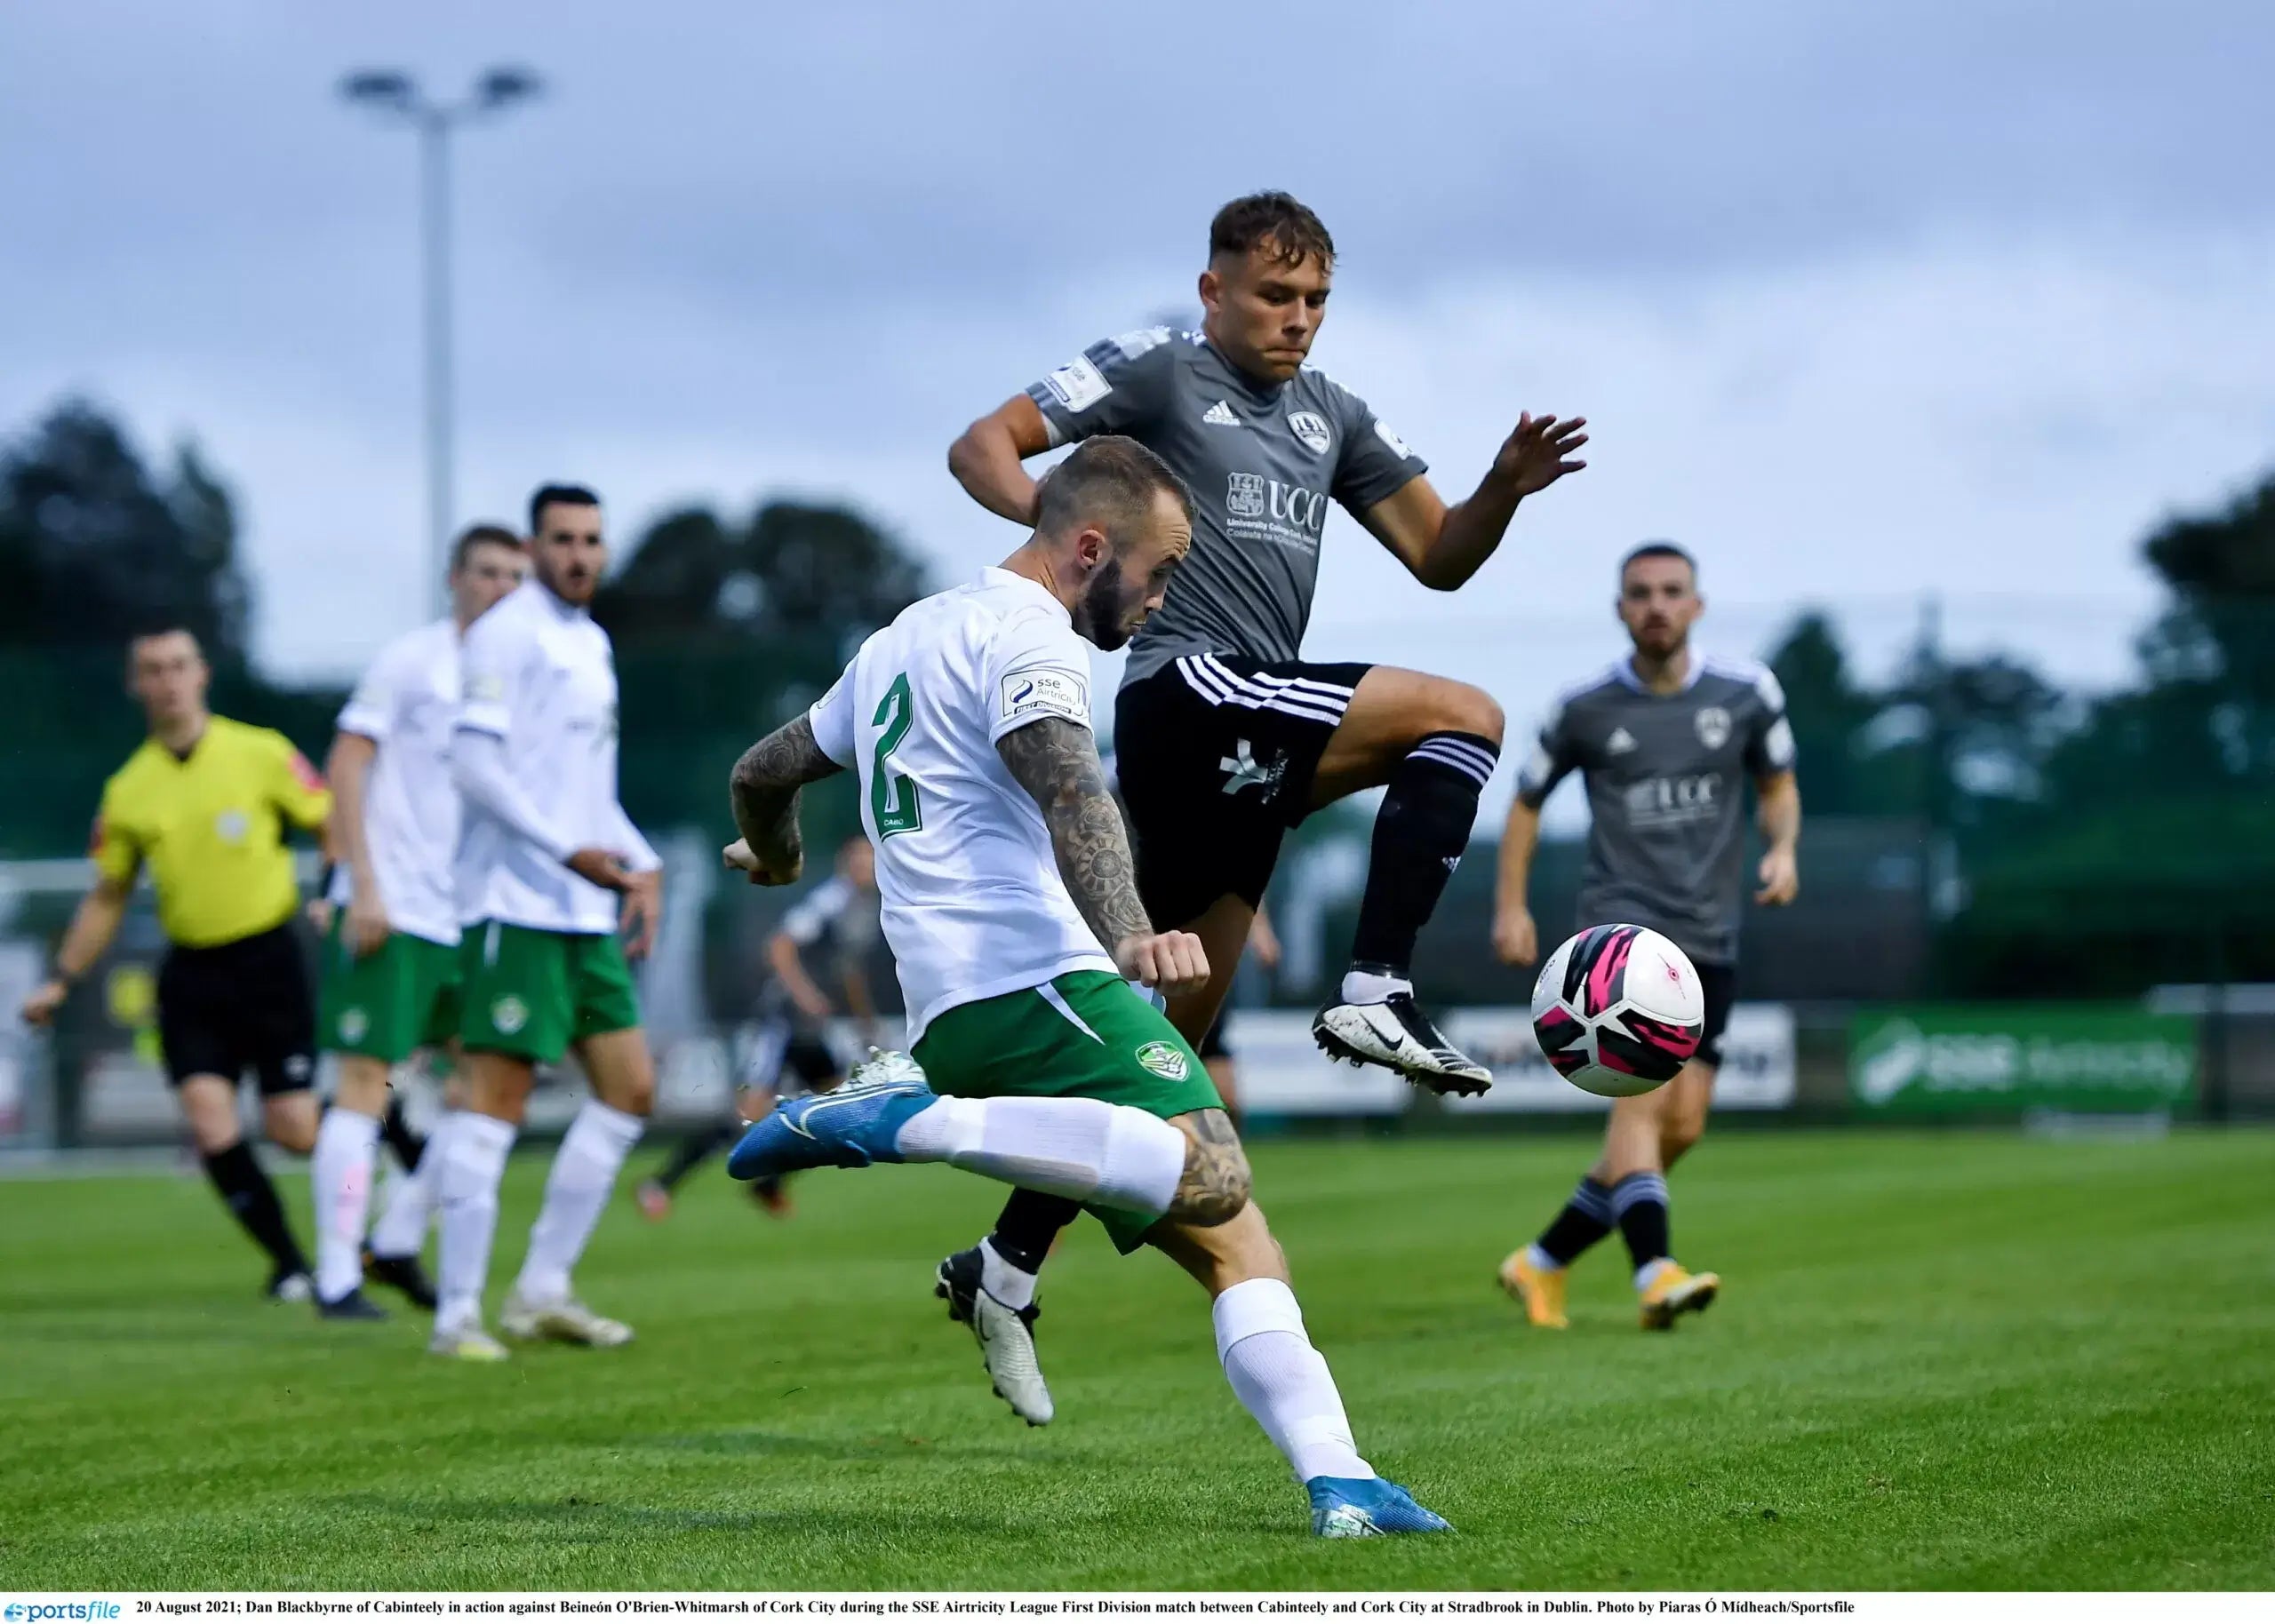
1491,413,1588,498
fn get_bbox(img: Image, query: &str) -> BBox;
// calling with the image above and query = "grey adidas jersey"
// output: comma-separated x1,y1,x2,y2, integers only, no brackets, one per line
1026,328,1428,685
1515,657,1796,966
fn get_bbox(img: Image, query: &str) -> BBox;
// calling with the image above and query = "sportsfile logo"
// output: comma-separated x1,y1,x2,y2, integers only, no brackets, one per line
6,1604,124,1622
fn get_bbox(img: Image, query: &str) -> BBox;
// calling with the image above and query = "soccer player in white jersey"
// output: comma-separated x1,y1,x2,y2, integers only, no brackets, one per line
429,484,664,1361
720,437,1453,1538
309,525,528,1319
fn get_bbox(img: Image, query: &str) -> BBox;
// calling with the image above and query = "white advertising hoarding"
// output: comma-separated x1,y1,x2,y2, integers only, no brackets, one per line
1228,1003,1796,1116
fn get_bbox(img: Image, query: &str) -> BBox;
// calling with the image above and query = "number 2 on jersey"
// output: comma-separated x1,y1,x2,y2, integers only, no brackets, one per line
869,673,924,838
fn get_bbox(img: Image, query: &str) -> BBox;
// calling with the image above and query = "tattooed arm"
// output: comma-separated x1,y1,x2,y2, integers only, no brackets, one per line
725,716,844,887
995,718,1209,992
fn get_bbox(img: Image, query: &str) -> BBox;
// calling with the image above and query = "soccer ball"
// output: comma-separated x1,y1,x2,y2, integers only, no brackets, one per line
1529,924,1704,1098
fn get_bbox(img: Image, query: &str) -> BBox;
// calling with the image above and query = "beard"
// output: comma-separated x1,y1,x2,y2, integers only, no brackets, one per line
1074,555,1133,650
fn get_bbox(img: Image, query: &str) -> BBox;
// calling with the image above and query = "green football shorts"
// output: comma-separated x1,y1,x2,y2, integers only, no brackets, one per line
912,968,1219,1254
458,919,641,1064
316,918,462,1063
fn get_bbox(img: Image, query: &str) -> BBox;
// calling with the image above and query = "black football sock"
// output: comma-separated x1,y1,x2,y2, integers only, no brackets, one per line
987,1188,1082,1275
1348,731,1501,979
654,1118,739,1192
379,1093,427,1170
1609,1171,1672,1275
202,1139,310,1277
1534,1176,1616,1267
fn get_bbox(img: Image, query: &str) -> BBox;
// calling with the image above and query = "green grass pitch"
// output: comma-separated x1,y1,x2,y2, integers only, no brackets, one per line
4,1128,2271,1590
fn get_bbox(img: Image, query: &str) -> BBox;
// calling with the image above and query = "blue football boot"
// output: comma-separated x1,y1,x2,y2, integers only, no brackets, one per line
1306,1476,1455,1538
727,1051,936,1181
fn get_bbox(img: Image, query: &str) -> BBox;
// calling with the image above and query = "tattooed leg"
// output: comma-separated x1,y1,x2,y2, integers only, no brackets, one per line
1164,1108,1252,1228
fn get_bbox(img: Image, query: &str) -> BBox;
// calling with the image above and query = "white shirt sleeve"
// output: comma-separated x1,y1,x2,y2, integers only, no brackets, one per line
984,609,1093,745
455,607,519,740
337,640,403,741
452,731,579,864
807,663,860,767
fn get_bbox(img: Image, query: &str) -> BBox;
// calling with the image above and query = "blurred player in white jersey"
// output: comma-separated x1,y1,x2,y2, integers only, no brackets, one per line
429,484,664,1361
308,524,527,1319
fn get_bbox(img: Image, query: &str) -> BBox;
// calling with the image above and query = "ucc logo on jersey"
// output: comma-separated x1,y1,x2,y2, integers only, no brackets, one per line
1288,410,1332,456
1624,774,1723,825
1225,473,1327,534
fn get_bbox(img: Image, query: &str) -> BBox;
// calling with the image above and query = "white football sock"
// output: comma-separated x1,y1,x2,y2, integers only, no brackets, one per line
1213,1278,1374,1485
1524,1242,1562,1274
368,1109,451,1260
435,1111,515,1333
515,1100,644,1304
978,1237,1038,1310
1635,1258,1679,1293
1339,967,1413,1006
311,1107,380,1302
893,1095,1185,1216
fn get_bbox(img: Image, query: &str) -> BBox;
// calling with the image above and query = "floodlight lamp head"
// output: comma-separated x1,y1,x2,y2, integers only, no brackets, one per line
339,70,419,115
475,68,543,111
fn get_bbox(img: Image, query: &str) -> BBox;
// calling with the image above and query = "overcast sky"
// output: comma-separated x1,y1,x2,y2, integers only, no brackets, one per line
4,0,2271,792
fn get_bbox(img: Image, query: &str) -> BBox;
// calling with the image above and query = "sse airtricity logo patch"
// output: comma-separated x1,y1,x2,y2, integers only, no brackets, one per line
491,996,530,1036
1136,1040,1189,1082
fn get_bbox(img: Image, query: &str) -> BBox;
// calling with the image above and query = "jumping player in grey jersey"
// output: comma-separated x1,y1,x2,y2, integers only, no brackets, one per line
1492,543,1802,1332
935,191,1585,1423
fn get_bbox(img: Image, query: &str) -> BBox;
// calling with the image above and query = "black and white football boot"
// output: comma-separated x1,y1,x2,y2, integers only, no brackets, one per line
1313,971,1492,1095
934,1246,1054,1427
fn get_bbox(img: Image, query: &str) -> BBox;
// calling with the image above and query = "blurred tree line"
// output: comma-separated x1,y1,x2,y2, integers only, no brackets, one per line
0,399,923,861
1762,475,2275,996
4,396,2270,999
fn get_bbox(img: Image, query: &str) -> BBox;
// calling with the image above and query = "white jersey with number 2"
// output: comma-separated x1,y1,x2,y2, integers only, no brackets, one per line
807,567,1115,1042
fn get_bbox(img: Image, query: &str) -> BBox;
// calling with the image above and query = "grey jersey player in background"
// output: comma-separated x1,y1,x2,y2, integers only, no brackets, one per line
940,194,1586,1401
1492,543,1801,1333
637,835,880,1223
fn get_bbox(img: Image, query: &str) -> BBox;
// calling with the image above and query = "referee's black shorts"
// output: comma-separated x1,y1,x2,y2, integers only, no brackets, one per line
156,923,317,1095
1114,653,1373,928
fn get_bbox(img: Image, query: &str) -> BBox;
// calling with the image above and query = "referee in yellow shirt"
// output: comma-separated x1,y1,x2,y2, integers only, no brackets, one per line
22,626,333,1302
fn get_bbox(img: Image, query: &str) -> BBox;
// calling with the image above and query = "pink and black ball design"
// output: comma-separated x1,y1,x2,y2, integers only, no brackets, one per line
1529,923,1706,1099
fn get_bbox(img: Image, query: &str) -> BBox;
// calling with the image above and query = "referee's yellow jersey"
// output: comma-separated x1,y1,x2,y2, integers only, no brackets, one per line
90,717,333,949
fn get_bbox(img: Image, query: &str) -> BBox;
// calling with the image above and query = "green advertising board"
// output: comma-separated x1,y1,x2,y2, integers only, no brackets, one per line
1849,1006,2197,1116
